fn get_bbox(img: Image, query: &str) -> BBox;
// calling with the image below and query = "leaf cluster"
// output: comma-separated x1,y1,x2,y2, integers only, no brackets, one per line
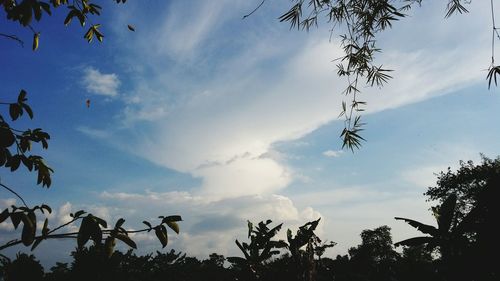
229,219,287,269
0,204,52,250
1,90,53,187
0,204,183,258
1,0,132,50
278,0,473,150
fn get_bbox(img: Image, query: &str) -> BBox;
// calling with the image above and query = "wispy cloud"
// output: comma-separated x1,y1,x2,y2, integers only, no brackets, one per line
323,150,343,158
76,126,112,139
83,67,121,97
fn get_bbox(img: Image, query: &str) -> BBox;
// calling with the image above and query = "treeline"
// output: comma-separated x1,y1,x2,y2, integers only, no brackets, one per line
1,156,499,281
0,225,434,281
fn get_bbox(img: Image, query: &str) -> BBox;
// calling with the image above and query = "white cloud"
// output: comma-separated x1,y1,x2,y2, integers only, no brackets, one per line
0,198,16,209
83,67,120,97
323,150,343,158
75,1,490,204
98,190,321,257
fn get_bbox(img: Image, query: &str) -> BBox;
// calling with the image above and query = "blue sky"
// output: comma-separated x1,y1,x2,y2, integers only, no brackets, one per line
1,0,500,267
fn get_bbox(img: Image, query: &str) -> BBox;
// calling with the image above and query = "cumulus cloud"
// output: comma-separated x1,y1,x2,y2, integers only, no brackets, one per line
83,67,120,97
99,190,322,257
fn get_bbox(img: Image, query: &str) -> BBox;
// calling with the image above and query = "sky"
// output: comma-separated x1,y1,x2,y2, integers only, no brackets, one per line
1,0,500,268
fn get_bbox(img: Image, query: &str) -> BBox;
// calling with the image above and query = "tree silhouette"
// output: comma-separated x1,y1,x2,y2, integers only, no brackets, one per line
425,155,500,223
395,194,471,280
348,225,399,281
228,220,287,280
287,218,335,281
0,253,44,281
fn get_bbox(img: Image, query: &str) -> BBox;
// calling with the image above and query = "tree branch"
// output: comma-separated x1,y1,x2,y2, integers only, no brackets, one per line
243,0,267,19
0,182,28,208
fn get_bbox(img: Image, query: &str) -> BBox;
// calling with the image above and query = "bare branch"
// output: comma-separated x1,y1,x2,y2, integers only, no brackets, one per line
0,182,28,208
0,33,24,47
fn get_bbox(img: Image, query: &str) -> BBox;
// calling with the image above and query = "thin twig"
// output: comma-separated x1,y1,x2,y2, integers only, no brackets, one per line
491,0,496,66
46,217,80,235
0,183,28,208
0,226,154,251
0,33,24,47
243,0,267,19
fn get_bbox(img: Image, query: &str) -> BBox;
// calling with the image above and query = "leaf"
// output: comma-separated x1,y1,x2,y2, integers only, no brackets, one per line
127,24,135,31
161,215,182,224
89,219,103,245
486,66,500,89
39,2,51,15
33,2,42,21
270,240,288,248
0,209,9,223
114,218,125,229
9,103,21,121
41,204,52,214
21,212,36,246
394,217,438,236
142,221,152,229
394,236,434,247
21,104,33,119
78,215,103,248
31,237,43,251
42,218,49,236
247,221,253,238
84,27,94,42
77,216,92,248
268,223,283,237
93,216,107,228
21,155,33,171
9,155,21,171
17,89,27,103
32,33,39,51
104,236,115,258
437,194,457,232
74,210,86,218
10,212,23,229
155,225,168,248
77,12,85,26
0,127,15,148
227,256,247,265
235,239,250,259
115,233,137,249
166,221,179,234
64,9,77,26
445,0,469,18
